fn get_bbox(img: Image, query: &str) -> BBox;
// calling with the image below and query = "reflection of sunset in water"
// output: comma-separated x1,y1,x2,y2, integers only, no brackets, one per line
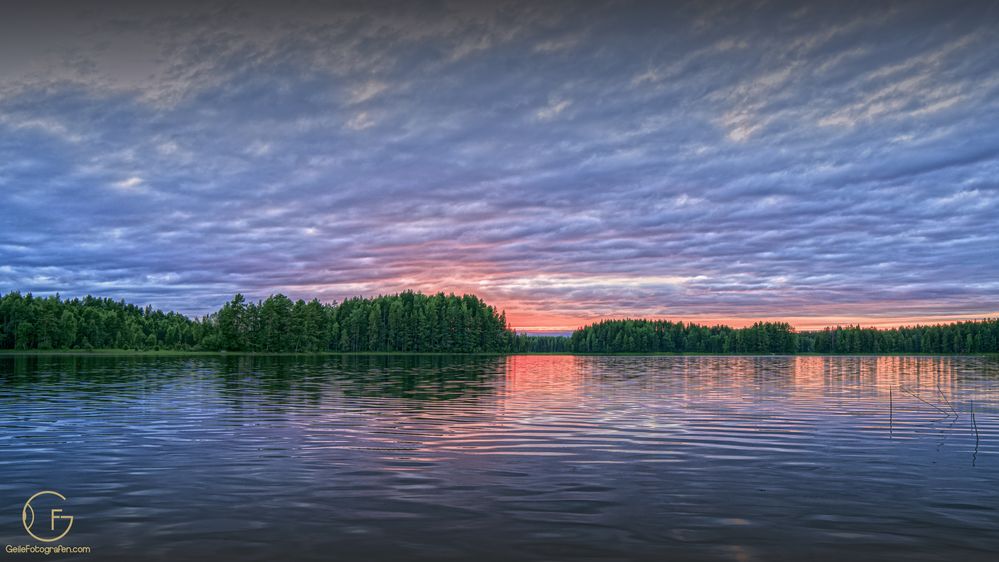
790,355,963,404
504,355,588,398
2,354,997,560
495,355,996,445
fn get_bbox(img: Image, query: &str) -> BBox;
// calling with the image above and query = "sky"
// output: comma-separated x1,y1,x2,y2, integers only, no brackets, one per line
1,0,998,332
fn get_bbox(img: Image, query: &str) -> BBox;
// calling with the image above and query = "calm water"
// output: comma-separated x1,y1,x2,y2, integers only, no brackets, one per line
1,355,997,561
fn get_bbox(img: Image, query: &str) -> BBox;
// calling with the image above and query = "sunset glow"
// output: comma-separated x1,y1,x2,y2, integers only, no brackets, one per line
1,2,997,332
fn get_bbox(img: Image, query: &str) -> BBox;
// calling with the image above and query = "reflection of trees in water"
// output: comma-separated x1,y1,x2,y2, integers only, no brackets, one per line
0,354,190,398
599,355,995,399
0,354,509,416
532,355,999,415
212,354,506,408
792,356,999,411
3,354,996,414
554,355,804,403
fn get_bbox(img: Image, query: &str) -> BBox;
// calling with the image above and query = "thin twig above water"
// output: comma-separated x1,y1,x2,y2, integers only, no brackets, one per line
971,399,980,467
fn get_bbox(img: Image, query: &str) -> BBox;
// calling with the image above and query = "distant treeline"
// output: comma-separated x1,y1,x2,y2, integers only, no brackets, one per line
1,291,997,354
567,318,999,354
568,319,797,353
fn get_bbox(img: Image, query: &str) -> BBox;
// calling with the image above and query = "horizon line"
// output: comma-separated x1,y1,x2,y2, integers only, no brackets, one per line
3,289,996,335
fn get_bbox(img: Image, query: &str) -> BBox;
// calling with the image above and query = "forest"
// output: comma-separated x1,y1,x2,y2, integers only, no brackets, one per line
567,318,999,354
0,291,510,353
0,291,997,354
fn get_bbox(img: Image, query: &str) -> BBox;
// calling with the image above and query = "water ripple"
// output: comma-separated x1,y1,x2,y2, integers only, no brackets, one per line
0,354,997,561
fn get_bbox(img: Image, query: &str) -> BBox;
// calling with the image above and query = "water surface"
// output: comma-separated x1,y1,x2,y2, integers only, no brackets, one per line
1,355,997,561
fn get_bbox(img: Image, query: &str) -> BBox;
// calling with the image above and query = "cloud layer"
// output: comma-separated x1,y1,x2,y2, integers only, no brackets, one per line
2,1,998,330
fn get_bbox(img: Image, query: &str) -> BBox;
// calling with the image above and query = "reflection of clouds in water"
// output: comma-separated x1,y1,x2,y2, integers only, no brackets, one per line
0,354,997,559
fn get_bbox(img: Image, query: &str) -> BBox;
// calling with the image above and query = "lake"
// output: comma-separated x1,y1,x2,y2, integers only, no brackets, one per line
1,355,997,561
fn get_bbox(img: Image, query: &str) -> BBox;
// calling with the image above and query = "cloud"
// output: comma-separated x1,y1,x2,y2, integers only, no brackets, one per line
533,31,586,53
535,98,572,121
113,176,144,190
1,0,998,331
348,81,390,104
345,111,376,130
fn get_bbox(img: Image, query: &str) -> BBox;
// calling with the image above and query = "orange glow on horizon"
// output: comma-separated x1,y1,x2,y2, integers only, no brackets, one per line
288,281,997,335
506,310,999,334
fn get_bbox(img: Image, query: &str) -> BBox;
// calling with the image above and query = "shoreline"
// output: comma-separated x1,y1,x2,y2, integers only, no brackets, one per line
0,350,994,358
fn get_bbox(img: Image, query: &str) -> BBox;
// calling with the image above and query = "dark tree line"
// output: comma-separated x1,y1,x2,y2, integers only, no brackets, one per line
796,321,999,354
509,333,572,353
0,291,511,353
2,291,998,354
0,293,200,351
568,319,799,353
207,292,510,352
567,318,999,354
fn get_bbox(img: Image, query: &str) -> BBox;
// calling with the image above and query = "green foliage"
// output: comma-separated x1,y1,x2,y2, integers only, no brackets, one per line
568,319,799,353
0,290,511,353
2,290,997,354
796,321,999,354
567,318,999,354
0,292,198,351
508,333,572,353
